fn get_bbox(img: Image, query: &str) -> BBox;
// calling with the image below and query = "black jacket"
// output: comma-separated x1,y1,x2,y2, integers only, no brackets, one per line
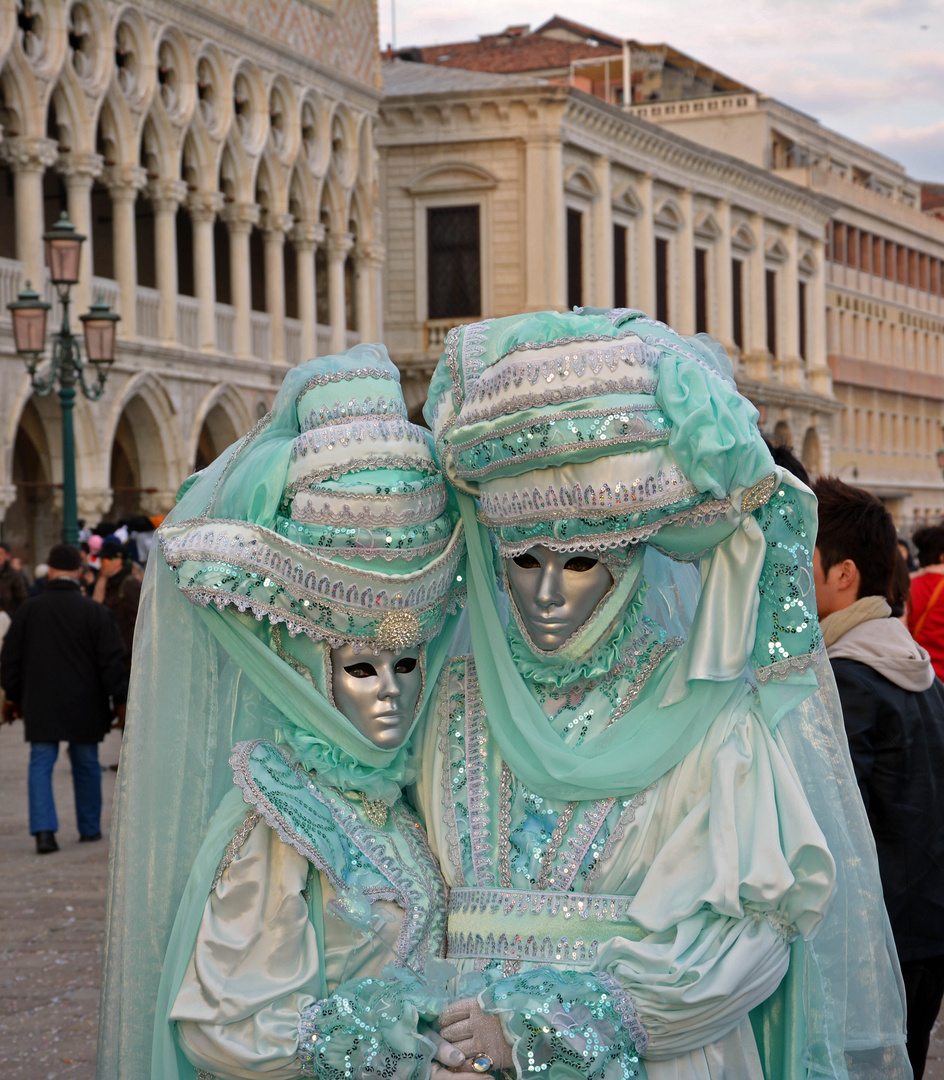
0,578,129,743
831,656,944,963
0,561,28,615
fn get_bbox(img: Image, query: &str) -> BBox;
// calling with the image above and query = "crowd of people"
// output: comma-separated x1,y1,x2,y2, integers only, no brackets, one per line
0,516,153,854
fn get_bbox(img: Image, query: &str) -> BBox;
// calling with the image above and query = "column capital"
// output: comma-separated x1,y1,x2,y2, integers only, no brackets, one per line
187,189,225,223
58,151,104,187
327,231,355,260
221,200,261,234
355,239,385,266
104,164,149,199
264,211,294,237
290,220,326,249
1,135,58,173
147,178,189,212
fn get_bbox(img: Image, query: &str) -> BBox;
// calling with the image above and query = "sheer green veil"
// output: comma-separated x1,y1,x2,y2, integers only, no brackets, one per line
98,346,465,1079
422,309,909,1080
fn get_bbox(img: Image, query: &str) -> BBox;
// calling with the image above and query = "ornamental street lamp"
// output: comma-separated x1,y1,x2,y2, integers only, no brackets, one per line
8,211,120,545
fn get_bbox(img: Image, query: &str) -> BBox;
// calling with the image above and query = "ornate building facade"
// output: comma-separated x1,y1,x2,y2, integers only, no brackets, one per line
379,58,840,469
0,0,383,561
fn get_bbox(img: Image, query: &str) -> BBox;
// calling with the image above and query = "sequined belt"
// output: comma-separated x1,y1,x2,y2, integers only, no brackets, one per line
446,887,644,965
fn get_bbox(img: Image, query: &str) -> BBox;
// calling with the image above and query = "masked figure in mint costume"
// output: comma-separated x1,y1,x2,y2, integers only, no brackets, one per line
96,347,469,1080
418,309,910,1080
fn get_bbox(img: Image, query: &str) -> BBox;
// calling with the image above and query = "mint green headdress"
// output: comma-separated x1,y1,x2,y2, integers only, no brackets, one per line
425,308,819,801
99,346,465,1080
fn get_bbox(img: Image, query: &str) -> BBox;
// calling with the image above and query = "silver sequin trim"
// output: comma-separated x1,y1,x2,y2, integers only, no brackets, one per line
595,972,650,1055
465,668,496,888
294,367,396,406
211,808,262,889
754,641,824,684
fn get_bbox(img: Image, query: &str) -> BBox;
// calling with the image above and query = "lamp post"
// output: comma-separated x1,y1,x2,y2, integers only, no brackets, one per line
8,212,119,545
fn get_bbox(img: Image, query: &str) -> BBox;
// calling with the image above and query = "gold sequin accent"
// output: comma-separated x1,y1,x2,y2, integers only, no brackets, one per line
741,472,778,514
375,610,422,651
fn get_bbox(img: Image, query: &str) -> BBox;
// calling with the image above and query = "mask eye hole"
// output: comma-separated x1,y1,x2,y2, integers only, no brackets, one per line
394,657,418,674
564,557,599,572
513,553,541,568
344,663,377,679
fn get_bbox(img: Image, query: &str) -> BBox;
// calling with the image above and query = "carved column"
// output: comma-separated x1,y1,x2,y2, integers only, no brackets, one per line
264,212,293,363
634,173,655,316
676,188,695,335
59,152,104,318
808,237,831,396
353,244,373,342
1,136,59,287
147,178,189,344
592,155,613,309
781,225,802,386
291,221,324,360
104,164,148,339
714,199,733,351
745,211,768,380
365,240,386,343
188,190,225,352
327,231,354,354
222,202,260,359
524,134,566,311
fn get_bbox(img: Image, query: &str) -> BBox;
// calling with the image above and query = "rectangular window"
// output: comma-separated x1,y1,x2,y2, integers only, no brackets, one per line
873,236,883,277
613,224,628,308
567,208,583,309
694,248,708,334
732,258,744,350
655,237,669,324
765,268,777,357
427,205,481,320
860,231,871,274
798,280,807,362
832,222,844,263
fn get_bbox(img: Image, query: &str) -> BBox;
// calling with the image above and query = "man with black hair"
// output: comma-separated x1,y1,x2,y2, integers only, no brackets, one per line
0,544,128,854
812,475,944,1079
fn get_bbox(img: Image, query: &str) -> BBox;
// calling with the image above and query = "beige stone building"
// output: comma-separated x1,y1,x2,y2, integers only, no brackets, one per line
379,58,841,471
0,0,383,562
631,92,944,528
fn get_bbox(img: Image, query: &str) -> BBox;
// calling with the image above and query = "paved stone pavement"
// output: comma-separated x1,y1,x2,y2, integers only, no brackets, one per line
2,720,943,1079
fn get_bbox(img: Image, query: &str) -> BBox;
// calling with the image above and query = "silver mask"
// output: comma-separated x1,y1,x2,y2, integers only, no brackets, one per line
504,545,614,651
330,645,422,749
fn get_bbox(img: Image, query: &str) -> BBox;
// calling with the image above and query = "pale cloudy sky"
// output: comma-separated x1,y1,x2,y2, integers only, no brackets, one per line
379,1,944,182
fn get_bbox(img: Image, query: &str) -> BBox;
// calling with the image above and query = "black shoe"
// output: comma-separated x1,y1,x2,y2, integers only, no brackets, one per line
78,832,102,843
35,831,58,854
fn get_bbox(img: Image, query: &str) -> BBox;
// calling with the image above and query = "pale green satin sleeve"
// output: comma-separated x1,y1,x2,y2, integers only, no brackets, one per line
171,821,321,1080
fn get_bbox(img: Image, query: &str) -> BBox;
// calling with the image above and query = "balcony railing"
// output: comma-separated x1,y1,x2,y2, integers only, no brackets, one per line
177,295,199,349
424,318,464,354
136,285,160,340
215,303,235,356
250,311,270,361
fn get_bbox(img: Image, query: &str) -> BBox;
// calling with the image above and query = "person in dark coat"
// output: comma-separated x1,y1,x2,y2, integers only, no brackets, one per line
812,476,944,1080
0,540,28,616
91,534,141,666
0,544,129,854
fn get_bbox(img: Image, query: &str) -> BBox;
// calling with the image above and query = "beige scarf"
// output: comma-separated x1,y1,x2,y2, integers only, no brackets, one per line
819,595,891,649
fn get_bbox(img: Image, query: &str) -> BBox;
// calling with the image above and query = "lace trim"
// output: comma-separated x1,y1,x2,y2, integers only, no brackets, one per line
479,470,698,525
297,1002,326,1076
290,487,447,527
463,340,659,405
448,930,606,963
277,539,452,565
444,325,463,407
465,667,496,887
741,472,778,514
533,801,577,890
499,326,650,361
290,418,429,462
459,320,491,397
211,808,263,889
754,642,824,683
449,887,634,921
458,375,660,428
437,666,466,886
299,395,408,432
497,764,513,887
594,972,650,1056
294,366,396,405
635,325,738,387
285,453,436,493
584,786,653,890
546,797,617,892
493,498,732,556
606,641,680,725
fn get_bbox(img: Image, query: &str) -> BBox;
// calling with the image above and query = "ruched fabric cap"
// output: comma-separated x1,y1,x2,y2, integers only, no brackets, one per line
161,345,465,650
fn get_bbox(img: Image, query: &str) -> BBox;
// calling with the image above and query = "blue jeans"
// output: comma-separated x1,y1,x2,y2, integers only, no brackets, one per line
28,741,102,838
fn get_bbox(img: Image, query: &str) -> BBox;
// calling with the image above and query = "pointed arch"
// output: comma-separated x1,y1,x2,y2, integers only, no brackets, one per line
0,49,42,136
218,133,253,205
188,383,253,470
48,69,94,155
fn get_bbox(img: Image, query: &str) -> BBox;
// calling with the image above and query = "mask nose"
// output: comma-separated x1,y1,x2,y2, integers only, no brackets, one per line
377,662,401,701
535,561,565,610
